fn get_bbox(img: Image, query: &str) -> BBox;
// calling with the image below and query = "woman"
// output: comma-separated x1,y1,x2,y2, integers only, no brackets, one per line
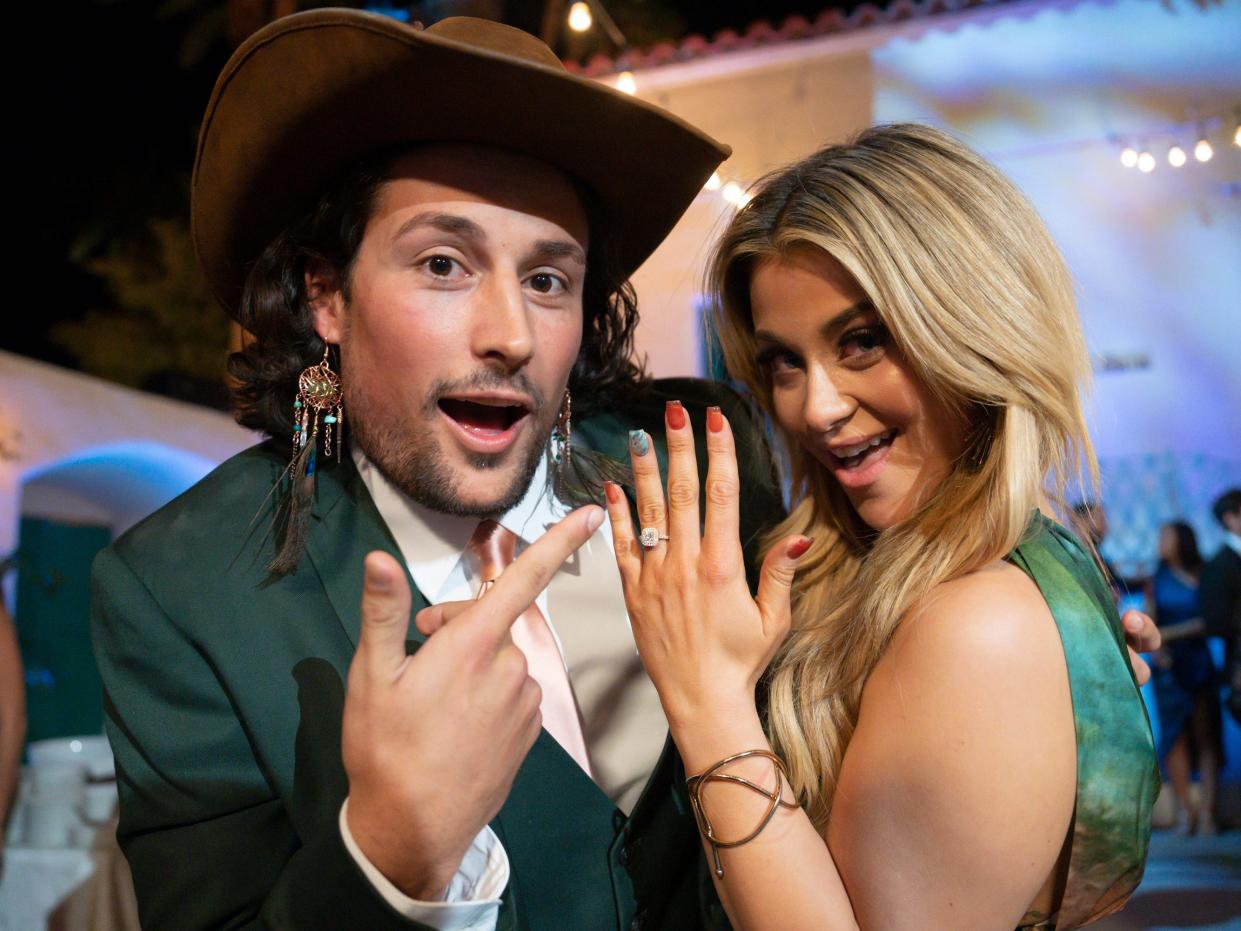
1150,520,1221,835
602,124,1157,929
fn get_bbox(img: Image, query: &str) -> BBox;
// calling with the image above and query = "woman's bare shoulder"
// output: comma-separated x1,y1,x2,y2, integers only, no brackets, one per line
879,560,1061,685
831,561,1077,928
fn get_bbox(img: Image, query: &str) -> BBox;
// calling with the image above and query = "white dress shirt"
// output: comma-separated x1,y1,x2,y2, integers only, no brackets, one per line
339,448,666,929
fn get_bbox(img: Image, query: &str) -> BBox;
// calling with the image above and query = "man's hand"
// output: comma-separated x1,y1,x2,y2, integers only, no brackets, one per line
1121,609,1161,686
341,505,604,900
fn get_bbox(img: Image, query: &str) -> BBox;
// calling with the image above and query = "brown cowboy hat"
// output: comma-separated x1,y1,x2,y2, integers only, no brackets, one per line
193,9,730,317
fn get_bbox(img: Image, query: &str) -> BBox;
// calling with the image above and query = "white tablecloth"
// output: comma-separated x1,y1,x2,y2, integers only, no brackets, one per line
0,828,138,931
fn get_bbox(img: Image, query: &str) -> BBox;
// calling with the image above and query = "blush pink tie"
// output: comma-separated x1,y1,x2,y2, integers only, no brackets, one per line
469,519,593,777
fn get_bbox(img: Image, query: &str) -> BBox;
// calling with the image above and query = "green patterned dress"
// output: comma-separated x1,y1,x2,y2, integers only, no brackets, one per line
1009,513,1159,929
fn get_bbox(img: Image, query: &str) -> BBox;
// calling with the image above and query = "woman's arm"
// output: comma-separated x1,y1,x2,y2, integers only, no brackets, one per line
606,405,1076,930
825,563,1076,928
0,605,26,842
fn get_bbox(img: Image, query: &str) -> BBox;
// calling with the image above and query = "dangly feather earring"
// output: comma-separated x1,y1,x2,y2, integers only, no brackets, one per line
549,388,631,507
551,389,572,469
269,345,344,574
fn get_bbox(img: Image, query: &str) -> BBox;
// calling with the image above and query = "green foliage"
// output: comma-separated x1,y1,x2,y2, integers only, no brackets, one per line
50,218,228,390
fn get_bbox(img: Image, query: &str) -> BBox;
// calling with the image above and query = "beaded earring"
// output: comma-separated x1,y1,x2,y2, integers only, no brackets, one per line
269,345,344,574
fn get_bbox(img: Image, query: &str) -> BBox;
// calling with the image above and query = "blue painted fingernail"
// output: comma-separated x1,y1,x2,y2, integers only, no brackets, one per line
628,429,649,456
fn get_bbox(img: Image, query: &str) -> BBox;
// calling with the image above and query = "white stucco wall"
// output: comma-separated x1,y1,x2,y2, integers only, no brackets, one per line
0,351,257,557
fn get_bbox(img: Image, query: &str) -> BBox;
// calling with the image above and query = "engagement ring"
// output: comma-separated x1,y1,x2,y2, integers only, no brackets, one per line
639,527,670,549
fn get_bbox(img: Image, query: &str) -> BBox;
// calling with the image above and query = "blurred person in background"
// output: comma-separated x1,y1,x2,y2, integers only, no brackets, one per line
1201,488,1241,726
1148,521,1221,835
1070,499,1137,598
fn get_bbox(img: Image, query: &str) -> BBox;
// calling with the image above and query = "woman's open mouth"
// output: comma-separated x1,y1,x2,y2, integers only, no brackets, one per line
437,396,532,454
827,428,897,487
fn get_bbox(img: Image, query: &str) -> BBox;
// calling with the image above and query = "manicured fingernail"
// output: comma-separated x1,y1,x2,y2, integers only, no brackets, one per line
707,406,724,433
604,481,621,504
629,429,650,456
585,506,605,533
666,400,687,430
787,537,813,559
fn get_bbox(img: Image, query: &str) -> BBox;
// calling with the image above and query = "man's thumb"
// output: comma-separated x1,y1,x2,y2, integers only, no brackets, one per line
357,551,412,677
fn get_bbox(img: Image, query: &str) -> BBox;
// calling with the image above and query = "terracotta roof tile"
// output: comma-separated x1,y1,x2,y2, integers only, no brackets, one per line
564,0,1026,77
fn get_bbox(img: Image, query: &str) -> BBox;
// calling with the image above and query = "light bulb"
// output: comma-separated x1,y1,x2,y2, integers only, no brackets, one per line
1167,145,1186,168
1194,138,1213,162
1233,123,1240,148
722,182,743,204
1137,152,1156,173
1120,147,1138,168
616,71,637,95
568,2,592,32
704,172,722,192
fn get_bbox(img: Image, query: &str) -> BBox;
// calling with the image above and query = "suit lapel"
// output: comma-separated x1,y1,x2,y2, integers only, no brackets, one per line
304,457,431,650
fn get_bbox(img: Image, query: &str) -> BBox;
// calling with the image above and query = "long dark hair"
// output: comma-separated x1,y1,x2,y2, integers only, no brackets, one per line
228,146,649,452
1161,520,1203,574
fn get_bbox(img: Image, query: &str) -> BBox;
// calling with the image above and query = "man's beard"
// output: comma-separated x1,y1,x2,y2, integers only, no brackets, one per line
347,370,553,519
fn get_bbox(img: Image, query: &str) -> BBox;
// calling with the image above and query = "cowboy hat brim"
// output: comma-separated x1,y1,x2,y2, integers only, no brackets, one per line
193,9,731,317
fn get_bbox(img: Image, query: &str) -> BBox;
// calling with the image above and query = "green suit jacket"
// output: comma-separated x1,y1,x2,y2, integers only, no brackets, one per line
91,378,782,931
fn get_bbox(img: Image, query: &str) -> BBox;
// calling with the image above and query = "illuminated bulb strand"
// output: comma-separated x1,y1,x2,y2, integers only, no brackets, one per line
1114,107,1237,172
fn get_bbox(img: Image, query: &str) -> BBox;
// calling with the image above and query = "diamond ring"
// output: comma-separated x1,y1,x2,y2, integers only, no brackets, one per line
639,527,670,549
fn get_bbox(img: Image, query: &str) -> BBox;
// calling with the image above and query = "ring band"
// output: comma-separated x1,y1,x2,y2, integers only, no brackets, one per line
639,527,670,549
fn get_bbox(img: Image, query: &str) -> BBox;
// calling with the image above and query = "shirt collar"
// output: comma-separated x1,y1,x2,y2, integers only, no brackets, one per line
351,446,567,600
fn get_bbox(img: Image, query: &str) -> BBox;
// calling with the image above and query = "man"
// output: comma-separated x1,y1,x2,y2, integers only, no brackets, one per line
1201,488,1241,723
91,11,780,930
92,10,1161,930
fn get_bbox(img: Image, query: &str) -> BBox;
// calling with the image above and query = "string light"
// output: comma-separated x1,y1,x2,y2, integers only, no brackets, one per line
568,2,592,32
616,70,637,95
1137,151,1156,173
1167,144,1187,168
1120,146,1139,168
1194,137,1214,162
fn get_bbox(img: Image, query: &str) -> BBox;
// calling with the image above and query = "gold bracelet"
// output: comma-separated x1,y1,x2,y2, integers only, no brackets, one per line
685,749,798,878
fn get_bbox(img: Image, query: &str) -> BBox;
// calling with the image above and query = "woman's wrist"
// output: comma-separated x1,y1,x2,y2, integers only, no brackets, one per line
667,701,769,775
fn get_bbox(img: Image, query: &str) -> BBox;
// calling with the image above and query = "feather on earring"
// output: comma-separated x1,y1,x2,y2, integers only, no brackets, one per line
269,345,343,574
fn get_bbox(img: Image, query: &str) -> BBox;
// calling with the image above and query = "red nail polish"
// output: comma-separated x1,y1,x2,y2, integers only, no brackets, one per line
604,481,621,504
706,406,723,433
666,400,687,430
787,537,813,559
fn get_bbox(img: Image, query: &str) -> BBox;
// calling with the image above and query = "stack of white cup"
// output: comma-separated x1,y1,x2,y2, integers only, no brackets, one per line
15,736,116,849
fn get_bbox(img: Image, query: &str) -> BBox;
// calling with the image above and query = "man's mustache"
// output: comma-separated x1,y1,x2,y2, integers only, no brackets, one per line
421,371,547,417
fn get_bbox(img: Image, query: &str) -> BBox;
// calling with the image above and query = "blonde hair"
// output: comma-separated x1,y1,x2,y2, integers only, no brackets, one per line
708,123,1096,828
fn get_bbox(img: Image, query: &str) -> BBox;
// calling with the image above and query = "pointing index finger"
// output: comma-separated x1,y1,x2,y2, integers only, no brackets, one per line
472,505,605,641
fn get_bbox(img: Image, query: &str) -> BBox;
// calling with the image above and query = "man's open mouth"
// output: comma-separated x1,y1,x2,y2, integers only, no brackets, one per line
438,397,532,437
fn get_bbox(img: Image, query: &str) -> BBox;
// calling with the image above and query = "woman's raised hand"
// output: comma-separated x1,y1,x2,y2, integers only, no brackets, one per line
604,401,810,726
